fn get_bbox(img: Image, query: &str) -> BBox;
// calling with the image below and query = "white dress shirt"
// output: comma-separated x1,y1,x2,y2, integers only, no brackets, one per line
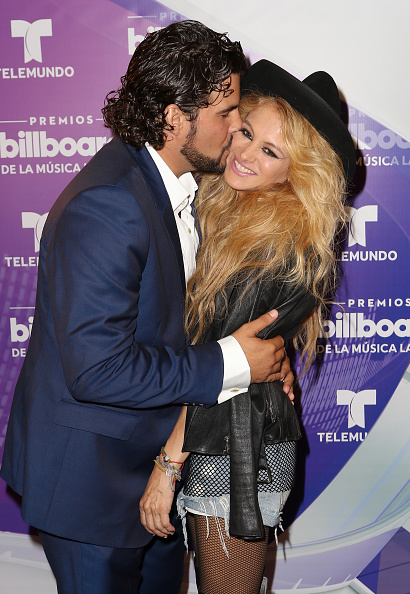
146,144,250,402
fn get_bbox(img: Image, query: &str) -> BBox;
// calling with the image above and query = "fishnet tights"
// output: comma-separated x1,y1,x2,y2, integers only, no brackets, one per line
187,513,269,594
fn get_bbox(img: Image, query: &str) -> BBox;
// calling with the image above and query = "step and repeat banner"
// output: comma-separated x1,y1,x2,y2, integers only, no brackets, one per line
0,1,409,593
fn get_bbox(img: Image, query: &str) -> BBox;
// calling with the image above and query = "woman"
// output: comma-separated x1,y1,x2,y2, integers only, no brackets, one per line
140,60,356,594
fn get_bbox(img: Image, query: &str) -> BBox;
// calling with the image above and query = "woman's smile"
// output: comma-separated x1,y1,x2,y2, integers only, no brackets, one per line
231,156,256,176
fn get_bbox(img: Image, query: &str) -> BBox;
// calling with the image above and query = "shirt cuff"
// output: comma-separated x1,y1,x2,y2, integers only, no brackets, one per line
217,335,251,404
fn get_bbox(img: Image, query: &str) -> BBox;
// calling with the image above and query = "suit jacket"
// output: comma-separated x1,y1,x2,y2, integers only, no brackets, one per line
0,136,223,548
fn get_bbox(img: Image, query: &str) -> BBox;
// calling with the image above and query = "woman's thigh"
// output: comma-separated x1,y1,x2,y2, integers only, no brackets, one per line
187,513,269,594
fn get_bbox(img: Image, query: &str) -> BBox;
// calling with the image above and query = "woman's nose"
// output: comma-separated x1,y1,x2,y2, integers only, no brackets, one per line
240,143,256,163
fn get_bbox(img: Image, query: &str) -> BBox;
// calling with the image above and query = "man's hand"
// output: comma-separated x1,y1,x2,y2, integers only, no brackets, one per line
232,310,286,384
139,465,175,538
281,361,295,403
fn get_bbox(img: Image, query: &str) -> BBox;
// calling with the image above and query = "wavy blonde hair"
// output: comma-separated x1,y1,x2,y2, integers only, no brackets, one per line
186,93,348,367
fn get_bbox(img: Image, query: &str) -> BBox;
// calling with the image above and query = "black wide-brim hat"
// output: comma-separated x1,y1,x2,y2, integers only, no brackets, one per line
241,60,356,182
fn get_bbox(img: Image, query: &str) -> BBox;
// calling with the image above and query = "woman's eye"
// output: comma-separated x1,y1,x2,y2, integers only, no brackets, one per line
263,147,278,158
240,128,252,139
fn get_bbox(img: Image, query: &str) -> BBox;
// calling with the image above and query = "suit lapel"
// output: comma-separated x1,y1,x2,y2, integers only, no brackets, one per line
131,146,186,294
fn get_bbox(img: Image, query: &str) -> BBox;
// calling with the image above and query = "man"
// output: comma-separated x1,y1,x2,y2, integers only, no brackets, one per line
0,21,292,594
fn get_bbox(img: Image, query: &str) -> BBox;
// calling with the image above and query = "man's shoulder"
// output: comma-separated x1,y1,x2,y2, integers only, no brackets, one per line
42,139,154,244
74,135,144,188
51,139,149,208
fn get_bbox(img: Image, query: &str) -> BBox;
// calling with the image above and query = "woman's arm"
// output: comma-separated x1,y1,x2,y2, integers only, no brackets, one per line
139,406,189,537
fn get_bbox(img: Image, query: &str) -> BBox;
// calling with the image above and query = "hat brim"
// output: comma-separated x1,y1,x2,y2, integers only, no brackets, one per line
241,60,356,182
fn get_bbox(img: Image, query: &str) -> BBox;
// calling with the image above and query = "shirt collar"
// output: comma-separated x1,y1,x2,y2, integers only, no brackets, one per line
146,143,197,214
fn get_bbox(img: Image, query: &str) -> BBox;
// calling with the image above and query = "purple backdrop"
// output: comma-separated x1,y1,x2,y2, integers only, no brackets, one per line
1,1,409,592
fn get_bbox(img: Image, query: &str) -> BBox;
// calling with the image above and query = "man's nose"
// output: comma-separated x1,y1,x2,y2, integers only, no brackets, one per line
228,109,242,134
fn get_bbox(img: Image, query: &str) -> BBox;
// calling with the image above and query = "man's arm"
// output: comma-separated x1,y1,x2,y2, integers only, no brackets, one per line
48,187,287,410
47,186,222,409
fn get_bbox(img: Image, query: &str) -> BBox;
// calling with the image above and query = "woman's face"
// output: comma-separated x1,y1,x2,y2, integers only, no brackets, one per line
224,103,291,193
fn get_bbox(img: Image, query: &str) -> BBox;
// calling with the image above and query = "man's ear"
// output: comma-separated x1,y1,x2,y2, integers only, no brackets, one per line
163,104,188,140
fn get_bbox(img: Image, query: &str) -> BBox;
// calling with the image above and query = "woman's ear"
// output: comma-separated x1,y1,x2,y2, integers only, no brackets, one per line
163,104,187,140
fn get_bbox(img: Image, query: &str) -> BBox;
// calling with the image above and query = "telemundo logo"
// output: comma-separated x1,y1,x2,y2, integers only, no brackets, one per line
11,19,52,63
22,212,49,252
4,19,74,79
3,212,47,270
317,389,376,443
337,389,376,429
348,205,377,247
339,204,398,262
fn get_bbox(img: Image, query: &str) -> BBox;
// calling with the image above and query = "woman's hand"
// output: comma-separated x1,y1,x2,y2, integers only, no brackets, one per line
140,406,188,537
139,465,176,538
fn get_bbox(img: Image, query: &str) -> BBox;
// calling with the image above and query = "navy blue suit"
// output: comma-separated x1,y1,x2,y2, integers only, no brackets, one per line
1,136,223,590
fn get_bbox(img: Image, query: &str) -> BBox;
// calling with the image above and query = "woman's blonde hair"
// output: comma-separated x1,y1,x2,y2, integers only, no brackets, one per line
186,93,348,367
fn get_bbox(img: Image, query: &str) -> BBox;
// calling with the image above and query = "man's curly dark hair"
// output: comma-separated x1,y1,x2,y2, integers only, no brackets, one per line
102,20,246,150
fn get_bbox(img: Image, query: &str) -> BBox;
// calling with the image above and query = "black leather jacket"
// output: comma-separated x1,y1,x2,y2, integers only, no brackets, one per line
183,272,317,539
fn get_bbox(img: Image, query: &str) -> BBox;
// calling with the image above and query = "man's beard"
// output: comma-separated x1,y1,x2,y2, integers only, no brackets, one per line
181,121,232,175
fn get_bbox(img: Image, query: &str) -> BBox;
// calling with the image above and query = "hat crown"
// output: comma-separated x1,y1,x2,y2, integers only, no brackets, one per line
303,71,341,117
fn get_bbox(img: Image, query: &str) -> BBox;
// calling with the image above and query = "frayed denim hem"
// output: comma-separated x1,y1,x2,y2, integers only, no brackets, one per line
177,489,290,556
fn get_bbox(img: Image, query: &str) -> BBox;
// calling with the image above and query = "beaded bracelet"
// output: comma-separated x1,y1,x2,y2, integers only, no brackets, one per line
154,447,184,491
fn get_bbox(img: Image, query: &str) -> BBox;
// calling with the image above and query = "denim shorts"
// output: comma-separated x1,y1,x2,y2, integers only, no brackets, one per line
177,489,290,554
